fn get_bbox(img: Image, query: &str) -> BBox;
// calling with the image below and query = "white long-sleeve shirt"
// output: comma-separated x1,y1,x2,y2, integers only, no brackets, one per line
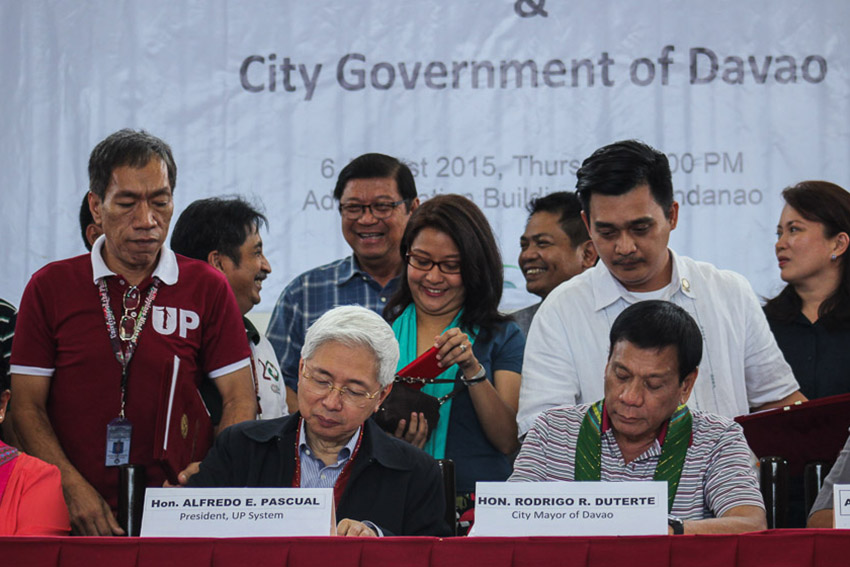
517,249,799,437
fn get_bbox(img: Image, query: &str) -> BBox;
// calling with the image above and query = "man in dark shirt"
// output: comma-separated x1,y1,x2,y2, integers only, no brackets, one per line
191,306,449,537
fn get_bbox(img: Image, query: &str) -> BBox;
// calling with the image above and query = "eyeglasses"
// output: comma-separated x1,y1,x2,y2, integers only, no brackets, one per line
405,253,462,274
301,365,383,408
338,199,408,220
119,286,141,341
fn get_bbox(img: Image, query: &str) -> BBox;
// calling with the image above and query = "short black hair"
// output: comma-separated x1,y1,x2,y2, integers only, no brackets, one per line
608,300,702,382
527,191,590,248
79,193,95,251
576,140,673,217
88,129,177,199
333,153,417,209
171,196,268,266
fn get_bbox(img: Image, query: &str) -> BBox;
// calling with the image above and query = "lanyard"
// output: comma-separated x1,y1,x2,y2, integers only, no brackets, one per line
575,400,693,513
97,277,161,418
292,417,364,509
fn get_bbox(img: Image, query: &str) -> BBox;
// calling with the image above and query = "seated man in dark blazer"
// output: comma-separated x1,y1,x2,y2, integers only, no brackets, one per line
189,305,449,537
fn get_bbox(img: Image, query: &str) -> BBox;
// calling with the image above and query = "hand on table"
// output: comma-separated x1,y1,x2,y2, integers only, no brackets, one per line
337,518,378,537
64,477,125,536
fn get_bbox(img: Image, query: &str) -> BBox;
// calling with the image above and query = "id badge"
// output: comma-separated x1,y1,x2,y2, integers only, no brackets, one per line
105,417,132,467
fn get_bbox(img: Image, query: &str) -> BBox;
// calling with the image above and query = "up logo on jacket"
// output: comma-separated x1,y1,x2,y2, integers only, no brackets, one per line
152,306,200,338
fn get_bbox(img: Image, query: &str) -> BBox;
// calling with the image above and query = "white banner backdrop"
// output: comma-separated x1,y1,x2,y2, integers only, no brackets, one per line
1,1,848,319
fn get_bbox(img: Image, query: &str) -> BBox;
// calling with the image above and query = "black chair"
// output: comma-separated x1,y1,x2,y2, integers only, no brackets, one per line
436,459,457,535
760,456,789,528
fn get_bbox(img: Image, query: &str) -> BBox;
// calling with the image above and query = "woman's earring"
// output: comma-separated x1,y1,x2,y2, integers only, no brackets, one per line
832,254,838,261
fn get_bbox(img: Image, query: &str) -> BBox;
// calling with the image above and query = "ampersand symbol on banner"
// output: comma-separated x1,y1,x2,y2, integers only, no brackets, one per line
514,0,548,18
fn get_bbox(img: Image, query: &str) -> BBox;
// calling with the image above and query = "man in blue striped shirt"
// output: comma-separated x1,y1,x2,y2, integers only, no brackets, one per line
267,154,419,410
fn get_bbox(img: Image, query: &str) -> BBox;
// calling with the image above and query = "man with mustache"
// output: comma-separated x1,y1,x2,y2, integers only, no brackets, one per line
171,196,286,421
518,140,805,437
512,301,767,534
514,191,597,336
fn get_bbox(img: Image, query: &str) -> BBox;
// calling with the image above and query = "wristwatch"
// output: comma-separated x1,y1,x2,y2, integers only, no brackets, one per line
667,515,685,535
461,365,486,386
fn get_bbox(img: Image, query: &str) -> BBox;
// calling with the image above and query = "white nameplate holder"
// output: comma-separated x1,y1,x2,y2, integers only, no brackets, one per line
470,481,667,536
833,484,850,529
140,487,336,537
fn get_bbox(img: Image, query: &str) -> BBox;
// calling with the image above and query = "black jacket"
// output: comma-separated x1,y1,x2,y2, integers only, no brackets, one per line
190,413,450,536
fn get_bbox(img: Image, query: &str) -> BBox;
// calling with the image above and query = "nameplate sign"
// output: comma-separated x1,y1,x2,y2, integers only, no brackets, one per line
834,484,850,529
469,481,667,536
140,487,335,537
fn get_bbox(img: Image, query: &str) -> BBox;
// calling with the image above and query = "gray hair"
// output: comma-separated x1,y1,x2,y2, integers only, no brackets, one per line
301,305,400,387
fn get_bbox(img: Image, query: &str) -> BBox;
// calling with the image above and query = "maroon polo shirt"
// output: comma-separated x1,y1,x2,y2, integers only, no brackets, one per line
11,238,251,510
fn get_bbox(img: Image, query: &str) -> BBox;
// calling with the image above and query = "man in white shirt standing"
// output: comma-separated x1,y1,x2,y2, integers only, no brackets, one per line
517,139,805,437
170,196,287,421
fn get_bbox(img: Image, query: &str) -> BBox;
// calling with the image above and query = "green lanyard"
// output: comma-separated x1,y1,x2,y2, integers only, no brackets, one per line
574,400,692,513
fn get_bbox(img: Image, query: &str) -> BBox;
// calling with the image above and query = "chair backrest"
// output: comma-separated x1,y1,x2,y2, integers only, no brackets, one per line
760,456,789,528
436,459,457,535
804,461,832,515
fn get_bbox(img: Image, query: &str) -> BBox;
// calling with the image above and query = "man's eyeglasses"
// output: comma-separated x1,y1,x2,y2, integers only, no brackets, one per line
338,199,408,220
119,286,141,341
301,365,383,408
405,253,462,274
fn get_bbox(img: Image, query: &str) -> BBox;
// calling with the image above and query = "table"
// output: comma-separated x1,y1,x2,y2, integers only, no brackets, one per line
3,530,847,567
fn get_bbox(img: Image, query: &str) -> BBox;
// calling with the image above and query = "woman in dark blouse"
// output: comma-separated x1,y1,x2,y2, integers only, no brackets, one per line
764,181,850,399
384,195,524,496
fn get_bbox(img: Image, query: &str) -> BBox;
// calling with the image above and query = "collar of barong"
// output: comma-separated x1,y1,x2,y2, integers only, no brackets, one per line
574,400,693,513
